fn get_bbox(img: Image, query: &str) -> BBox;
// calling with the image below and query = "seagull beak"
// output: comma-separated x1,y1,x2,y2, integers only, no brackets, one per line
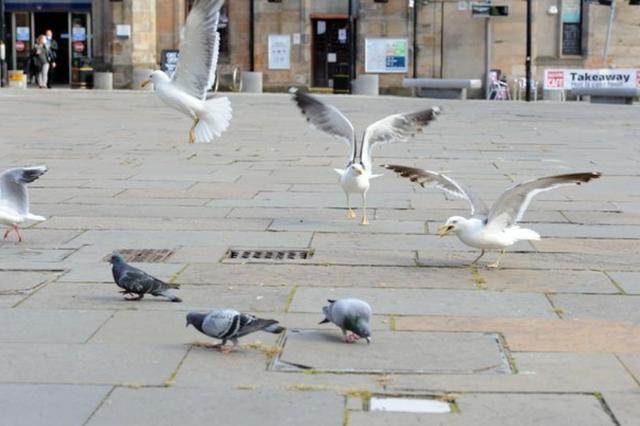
437,224,454,237
141,79,151,88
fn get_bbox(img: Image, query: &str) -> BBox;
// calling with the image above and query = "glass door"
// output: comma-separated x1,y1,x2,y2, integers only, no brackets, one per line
70,13,91,88
11,12,31,72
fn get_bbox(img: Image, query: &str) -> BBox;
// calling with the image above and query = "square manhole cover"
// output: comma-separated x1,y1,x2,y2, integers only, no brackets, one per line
271,330,513,375
223,248,313,263
104,249,174,263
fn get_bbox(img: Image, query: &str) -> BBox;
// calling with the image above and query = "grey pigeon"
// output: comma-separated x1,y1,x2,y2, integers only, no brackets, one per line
320,298,372,344
0,165,48,242
109,253,182,302
186,309,284,352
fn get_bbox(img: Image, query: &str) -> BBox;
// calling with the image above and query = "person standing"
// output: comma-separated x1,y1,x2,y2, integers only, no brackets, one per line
44,29,58,88
30,35,50,88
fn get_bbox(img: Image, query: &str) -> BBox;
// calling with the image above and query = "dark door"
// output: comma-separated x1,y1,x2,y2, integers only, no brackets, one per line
34,12,69,85
311,18,351,92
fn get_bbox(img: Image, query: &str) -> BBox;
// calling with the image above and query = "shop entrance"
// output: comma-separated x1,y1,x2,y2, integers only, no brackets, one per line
34,12,69,85
311,17,352,93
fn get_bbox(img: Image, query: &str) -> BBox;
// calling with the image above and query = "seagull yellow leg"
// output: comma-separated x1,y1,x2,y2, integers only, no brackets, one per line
360,193,369,225
188,117,200,144
470,249,486,265
346,193,356,219
487,249,506,269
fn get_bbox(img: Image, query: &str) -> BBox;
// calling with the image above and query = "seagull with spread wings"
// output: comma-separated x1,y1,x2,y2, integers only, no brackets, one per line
382,165,601,268
290,88,439,225
141,0,231,144
0,165,47,242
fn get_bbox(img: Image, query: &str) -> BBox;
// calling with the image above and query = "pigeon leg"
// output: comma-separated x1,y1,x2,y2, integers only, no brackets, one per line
189,117,200,144
124,293,144,301
346,193,356,219
360,193,369,225
487,249,506,269
470,250,486,265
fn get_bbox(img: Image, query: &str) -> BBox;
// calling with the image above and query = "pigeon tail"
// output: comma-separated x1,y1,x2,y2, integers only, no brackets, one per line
194,97,232,143
157,289,182,303
263,323,285,334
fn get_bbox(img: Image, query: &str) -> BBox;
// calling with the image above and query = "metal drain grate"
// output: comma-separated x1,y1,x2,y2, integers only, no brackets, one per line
224,248,312,262
105,249,174,263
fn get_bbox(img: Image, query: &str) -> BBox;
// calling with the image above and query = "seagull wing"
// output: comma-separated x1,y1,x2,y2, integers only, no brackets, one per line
360,107,440,171
171,0,225,100
486,172,602,231
0,165,47,216
290,88,357,164
381,164,489,217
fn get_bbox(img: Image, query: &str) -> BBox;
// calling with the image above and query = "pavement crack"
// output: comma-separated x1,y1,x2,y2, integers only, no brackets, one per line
84,310,118,344
82,385,116,426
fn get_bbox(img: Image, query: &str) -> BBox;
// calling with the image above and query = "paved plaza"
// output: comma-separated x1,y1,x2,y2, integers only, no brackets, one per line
0,89,639,425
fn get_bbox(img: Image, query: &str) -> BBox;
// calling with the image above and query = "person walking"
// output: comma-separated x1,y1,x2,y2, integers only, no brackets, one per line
44,29,58,88
30,35,50,89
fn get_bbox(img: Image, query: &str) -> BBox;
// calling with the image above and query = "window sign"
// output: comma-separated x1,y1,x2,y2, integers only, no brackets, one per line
365,38,408,73
561,0,581,23
268,34,291,70
16,27,30,41
561,0,582,55
161,49,180,76
72,26,86,41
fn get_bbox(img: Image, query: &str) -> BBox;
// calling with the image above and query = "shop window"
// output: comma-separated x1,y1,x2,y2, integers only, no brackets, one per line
561,0,582,55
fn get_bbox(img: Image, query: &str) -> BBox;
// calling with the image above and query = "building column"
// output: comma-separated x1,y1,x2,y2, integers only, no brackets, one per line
110,0,157,88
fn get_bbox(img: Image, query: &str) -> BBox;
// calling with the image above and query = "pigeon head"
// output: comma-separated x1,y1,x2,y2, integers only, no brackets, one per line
141,70,169,89
345,316,372,344
109,253,125,265
186,312,207,333
438,216,467,237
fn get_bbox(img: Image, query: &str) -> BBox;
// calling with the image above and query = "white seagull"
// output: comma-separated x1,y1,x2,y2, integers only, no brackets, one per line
0,165,48,242
291,88,440,225
383,165,601,268
141,0,232,144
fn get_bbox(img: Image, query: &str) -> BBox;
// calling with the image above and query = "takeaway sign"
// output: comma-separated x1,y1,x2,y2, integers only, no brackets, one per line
544,68,640,90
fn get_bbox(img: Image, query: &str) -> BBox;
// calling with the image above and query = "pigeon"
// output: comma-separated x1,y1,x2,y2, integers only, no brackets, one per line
383,164,602,268
0,165,47,242
186,309,285,353
109,253,182,302
320,298,372,344
141,0,232,144
290,88,439,225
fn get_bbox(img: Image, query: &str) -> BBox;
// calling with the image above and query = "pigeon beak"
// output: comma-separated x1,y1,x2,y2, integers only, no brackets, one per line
141,79,151,88
437,224,453,237
185,321,189,328
366,337,371,344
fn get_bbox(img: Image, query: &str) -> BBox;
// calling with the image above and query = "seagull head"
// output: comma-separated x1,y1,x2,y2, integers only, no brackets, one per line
438,216,467,237
141,70,169,89
350,163,365,176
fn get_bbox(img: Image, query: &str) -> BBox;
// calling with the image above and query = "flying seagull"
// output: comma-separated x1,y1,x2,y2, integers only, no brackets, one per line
320,298,372,344
109,253,182,302
141,0,232,144
382,165,602,268
0,165,47,242
290,88,439,225
186,309,284,353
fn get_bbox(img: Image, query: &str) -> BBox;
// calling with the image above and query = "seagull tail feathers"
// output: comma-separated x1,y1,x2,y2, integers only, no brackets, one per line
25,213,46,222
508,226,540,241
194,96,232,143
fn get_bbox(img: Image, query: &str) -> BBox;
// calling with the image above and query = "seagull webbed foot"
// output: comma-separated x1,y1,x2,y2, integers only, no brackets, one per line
360,216,369,226
347,209,357,219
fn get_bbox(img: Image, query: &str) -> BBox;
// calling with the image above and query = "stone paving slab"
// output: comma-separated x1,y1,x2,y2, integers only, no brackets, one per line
476,269,617,294
87,387,345,426
290,287,556,318
550,294,640,323
601,392,640,426
37,216,271,231
348,393,615,426
0,343,186,385
0,384,110,426
607,272,640,294
269,218,427,234
32,202,233,219
276,330,510,374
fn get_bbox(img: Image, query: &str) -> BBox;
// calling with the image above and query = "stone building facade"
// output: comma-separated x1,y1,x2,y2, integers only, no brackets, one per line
4,1,639,94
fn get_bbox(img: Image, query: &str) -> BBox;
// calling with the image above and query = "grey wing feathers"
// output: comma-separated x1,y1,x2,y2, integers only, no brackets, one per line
381,164,489,217
487,172,602,230
289,88,357,163
202,310,283,339
0,165,47,215
118,267,176,294
171,0,224,100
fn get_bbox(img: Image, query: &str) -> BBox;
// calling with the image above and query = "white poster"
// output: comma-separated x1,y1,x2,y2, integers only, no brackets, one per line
268,34,291,70
16,27,30,41
544,68,640,90
365,38,408,73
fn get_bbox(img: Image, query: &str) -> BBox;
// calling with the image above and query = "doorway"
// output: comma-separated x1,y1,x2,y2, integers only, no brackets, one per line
311,17,352,92
34,12,69,85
